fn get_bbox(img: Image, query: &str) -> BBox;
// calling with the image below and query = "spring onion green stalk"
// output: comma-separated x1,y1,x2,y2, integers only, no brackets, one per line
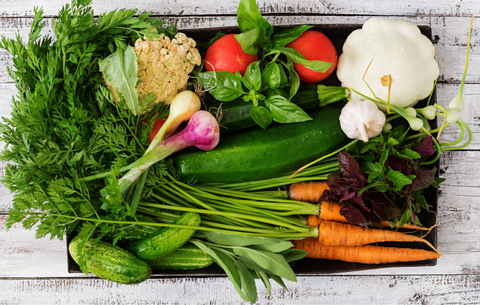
120,111,219,193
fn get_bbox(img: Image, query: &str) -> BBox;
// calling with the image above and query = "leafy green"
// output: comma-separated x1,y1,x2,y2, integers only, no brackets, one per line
272,25,313,47
98,46,139,115
322,126,441,227
0,0,174,271
195,71,247,101
190,236,303,303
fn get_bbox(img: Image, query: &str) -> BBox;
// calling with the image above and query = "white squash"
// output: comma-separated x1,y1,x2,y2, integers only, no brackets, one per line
336,17,439,110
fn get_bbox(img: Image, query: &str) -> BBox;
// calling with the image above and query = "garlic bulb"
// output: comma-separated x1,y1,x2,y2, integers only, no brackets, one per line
339,99,386,142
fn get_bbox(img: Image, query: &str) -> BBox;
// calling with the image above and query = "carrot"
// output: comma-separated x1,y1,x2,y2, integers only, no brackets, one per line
307,202,433,231
317,220,441,255
288,181,329,203
293,238,440,264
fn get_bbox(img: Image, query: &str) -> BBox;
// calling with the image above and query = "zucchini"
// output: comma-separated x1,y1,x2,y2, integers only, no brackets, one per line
69,237,151,285
130,212,201,260
170,106,349,183
209,84,319,133
146,242,214,270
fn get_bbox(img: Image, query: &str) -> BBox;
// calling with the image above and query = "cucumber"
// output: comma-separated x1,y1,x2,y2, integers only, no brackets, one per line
170,106,349,183
146,242,214,270
131,212,201,260
69,237,151,285
209,84,319,133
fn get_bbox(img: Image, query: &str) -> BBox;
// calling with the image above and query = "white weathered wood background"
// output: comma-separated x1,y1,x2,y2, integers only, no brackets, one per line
1,0,479,304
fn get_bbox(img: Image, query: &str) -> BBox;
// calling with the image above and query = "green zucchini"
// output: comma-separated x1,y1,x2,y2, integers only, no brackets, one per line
130,212,201,260
69,237,151,285
146,242,214,270
170,106,349,183
209,84,319,133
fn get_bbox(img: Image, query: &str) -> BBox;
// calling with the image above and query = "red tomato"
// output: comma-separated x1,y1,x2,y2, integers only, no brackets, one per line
149,118,166,143
205,34,259,76
286,30,338,84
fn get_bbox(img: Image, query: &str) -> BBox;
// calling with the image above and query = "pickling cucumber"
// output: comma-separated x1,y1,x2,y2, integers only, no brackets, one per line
146,242,214,270
170,106,349,183
69,237,151,285
129,212,201,260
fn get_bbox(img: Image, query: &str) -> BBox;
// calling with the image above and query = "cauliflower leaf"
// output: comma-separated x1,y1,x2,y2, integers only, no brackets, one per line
99,46,140,115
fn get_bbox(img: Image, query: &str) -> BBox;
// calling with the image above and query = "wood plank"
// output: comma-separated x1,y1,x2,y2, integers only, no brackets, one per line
0,16,478,84
1,275,480,304
0,0,478,18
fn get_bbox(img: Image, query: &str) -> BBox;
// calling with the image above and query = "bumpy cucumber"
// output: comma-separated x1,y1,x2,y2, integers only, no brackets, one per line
132,212,201,260
69,237,151,285
146,242,214,270
170,106,349,183
208,84,319,133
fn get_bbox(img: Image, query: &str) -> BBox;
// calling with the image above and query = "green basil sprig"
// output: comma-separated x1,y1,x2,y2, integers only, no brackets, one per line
196,59,311,129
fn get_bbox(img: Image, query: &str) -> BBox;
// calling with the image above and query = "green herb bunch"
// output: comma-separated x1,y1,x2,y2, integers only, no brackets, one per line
0,0,174,241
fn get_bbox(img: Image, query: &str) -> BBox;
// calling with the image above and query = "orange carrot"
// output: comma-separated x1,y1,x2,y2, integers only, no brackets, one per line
307,202,432,231
317,220,440,255
293,238,440,264
288,181,329,203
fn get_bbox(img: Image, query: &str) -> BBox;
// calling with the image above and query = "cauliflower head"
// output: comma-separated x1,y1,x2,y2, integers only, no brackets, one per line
102,31,201,113
135,32,201,107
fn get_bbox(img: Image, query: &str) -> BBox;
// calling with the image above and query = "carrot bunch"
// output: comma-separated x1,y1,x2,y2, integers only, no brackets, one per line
288,181,441,264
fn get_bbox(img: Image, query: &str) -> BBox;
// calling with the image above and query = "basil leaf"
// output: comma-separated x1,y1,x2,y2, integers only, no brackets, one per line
283,58,300,100
272,25,313,47
413,193,429,212
195,71,247,101
261,62,281,90
243,61,262,91
235,28,263,55
266,95,312,123
237,0,273,35
98,46,139,115
190,240,248,302
267,88,289,100
393,147,421,160
250,241,293,253
232,247,297,282
204,231,285,246
276,46,333,73
235,260,258,303
250,106,272,129
279,63,288,88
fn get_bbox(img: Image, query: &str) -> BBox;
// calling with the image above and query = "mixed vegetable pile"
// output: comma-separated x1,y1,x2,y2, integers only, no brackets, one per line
0,0,473,302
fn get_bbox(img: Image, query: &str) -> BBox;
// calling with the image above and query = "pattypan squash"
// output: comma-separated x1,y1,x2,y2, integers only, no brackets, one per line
336,17,439,110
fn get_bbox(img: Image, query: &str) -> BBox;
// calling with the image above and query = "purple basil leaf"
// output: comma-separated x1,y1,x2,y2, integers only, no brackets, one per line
415,136,434,157
411,167,436,191
340,191,356,202
340,204,368,227
367,192,400,220
352,193,370,212
385,155,404,172
319,189,340,203
337,152,366,181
